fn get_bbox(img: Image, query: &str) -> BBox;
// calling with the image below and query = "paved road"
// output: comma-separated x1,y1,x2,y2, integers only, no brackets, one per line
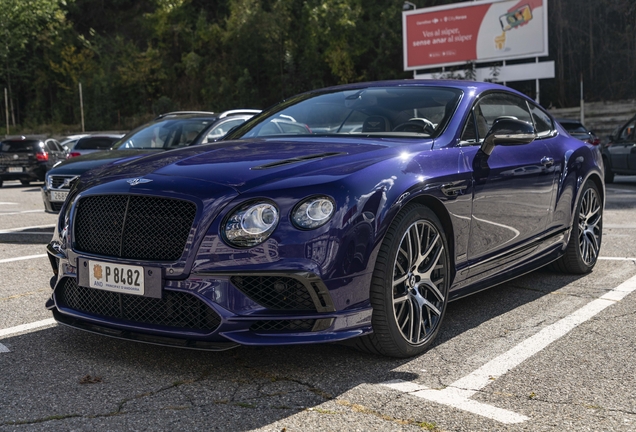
1,178,635,431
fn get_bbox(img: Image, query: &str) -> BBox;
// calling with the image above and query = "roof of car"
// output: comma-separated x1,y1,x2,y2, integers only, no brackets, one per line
154,110,261,121
153,111,219,120
76,134,124,139
1,135,49,142
556,118,583,125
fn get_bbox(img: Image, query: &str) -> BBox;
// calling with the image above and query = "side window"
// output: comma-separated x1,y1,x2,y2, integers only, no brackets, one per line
460,111,478,143
206,118,245,142
461,93,535,145
528,104,554,138
44,140,57,152
619,120,635,141
478,93,533,126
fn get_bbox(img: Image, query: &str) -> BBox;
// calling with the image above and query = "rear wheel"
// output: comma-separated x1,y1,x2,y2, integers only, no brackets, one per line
20,180,30,186
551,180,602,274
356,204,450,358
0,179,3,188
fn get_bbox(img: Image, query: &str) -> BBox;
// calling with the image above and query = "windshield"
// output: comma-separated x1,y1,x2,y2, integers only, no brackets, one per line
229,86,462,140
115,119,212,150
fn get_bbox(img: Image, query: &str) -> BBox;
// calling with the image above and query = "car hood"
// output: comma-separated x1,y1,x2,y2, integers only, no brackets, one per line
81,138,433,194
50,149,165,175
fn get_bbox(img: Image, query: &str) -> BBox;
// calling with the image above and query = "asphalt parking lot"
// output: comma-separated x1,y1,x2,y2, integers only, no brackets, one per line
1,178,636,431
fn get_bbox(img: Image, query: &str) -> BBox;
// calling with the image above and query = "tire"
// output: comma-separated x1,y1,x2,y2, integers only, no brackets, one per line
550,180,602,274
603,157,614,184
20,180,30,186
0,180,3,188
355,204,450,358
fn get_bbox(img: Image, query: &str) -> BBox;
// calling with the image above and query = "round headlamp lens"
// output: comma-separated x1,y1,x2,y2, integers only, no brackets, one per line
224,201,279,247
292,196,335,229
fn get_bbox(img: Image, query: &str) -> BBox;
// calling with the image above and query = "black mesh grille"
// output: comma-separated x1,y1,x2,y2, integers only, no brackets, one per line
250,320,315,332
230,276,316,311
74,195,196,261
56,278,221,331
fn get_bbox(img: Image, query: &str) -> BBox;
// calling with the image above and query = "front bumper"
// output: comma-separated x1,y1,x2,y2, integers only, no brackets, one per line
41,186,64,213
46,246,373,350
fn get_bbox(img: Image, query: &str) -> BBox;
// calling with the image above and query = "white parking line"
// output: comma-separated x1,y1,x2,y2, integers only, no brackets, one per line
0,318,56,339
598,257,636,261
0,209,45,216
0,202,18,205
0,224,55,234
381,274,636,424
0,254,48,264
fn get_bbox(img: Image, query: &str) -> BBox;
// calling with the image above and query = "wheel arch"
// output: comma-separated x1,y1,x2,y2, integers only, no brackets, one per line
399,194,457,284
571,172,604,227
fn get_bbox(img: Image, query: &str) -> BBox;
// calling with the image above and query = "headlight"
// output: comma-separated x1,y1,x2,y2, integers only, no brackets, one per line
292,196,335,229
223,201,279,248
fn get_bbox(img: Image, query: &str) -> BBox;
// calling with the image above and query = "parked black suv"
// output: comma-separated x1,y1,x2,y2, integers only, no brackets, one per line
0,136,67,187
601,114,636,183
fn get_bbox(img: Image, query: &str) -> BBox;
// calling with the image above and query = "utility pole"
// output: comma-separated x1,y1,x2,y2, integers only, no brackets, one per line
579,73,585,126
4,87,8,137
79,82,85,132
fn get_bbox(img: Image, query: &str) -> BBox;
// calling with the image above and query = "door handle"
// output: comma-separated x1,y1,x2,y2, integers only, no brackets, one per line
541,156,554,167
440,182,467,197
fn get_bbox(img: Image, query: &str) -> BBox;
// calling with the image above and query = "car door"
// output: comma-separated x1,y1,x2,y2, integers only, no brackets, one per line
607,117,635,172
460,92,557,277
47,140,65,165
44,140,61,169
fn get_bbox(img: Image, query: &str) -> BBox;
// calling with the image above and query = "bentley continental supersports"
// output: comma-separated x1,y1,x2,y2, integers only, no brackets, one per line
46,80,604,357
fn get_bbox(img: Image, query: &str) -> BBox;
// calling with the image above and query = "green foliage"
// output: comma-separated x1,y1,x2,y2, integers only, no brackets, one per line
0,0,634,131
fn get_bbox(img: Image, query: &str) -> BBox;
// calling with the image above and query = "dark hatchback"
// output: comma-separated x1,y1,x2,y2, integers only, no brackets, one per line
0,137,66,187
42,110,259,212
601,113,636,183
557,119,599,145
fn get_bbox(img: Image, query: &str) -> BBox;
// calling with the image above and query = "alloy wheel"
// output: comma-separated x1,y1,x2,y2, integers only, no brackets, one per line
578,187,602,265
392,220,447,345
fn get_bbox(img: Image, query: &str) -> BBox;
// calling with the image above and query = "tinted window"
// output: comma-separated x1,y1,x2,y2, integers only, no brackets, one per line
561,123,587,133
206,118,246,141
529,105,554,137
74,137,118,150
116,119,212,149
619,119,635,141
233,87,463,139
45,140,62,152
477,93,532,126
0,140,40,152
462,93,533,143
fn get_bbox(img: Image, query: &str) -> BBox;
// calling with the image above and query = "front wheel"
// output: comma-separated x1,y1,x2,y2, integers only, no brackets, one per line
356,204,450,358
551,180,602,274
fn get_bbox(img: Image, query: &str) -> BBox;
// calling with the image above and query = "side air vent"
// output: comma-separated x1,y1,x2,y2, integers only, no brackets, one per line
252,152,345,170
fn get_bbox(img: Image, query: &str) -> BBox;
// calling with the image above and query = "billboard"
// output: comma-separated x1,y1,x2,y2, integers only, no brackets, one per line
403,0,548,70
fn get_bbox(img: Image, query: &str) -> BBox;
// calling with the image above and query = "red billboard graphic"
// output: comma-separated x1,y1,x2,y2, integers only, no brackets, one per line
403,0,548,70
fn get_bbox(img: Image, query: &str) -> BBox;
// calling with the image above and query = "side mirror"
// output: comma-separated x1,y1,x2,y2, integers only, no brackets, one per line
481,118,536,156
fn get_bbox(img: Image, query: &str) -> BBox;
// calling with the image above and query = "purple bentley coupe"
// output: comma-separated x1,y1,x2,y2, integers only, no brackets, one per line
46,80,604,357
